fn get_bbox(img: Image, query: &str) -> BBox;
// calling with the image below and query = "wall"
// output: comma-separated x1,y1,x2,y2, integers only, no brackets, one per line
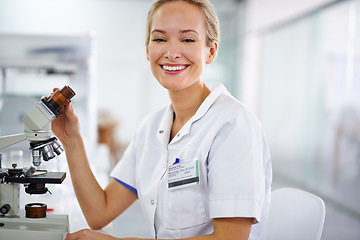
255,0,360,215
240,0,338,110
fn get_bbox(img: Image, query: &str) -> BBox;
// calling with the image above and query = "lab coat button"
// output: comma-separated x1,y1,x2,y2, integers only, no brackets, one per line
159,130,164,134
150,200,155,205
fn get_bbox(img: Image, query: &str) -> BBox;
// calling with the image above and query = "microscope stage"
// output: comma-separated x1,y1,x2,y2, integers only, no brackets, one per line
5,172,66,184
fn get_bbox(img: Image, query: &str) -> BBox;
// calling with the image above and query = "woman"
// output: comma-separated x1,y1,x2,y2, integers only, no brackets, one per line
53,0,272,239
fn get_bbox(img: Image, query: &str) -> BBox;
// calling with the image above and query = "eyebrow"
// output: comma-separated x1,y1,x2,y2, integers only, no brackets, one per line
180,29,199,35
151,29,199,35
151,29,166,34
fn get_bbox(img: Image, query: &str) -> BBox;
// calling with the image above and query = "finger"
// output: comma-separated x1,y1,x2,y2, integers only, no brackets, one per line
66,102,73,111
40,94,50,100
64,102,79,124
65,230,84,240
59,102,73,115
41,88,58,100
64,233,70,240
64,102,74,115
64,232,77,240
67,229,94,240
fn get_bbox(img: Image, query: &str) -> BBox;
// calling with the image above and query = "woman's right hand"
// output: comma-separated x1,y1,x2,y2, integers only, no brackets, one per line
51,90,81,147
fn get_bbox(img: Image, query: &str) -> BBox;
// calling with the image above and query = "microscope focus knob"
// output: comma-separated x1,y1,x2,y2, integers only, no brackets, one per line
0,204,11,215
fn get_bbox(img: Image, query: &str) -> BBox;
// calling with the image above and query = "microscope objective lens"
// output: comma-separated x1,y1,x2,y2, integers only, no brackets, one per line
32,149,42,166
42,144,55,161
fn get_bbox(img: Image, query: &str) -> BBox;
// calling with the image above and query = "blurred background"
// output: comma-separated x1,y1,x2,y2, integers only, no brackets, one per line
0,0,359,239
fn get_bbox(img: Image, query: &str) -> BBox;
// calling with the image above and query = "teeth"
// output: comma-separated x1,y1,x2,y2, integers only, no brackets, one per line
162,65,186,71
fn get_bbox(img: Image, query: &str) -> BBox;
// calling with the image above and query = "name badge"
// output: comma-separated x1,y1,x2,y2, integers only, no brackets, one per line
168,158,199,190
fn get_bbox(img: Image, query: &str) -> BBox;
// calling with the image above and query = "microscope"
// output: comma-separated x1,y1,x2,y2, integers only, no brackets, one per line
0,86,75,240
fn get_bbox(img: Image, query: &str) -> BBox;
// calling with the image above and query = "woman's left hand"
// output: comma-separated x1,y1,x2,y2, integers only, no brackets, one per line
65,229,117,240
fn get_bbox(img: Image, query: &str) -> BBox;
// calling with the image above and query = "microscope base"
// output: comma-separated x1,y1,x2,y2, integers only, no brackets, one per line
0,214,69,240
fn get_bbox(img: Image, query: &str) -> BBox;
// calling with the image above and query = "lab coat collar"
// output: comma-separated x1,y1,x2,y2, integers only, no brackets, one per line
157,82,228,145
179,82,227,135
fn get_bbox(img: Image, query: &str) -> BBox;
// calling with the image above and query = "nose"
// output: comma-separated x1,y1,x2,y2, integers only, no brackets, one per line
164,42,181,60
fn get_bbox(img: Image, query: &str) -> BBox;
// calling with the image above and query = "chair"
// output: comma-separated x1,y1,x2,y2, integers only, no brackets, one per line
266,187,326,240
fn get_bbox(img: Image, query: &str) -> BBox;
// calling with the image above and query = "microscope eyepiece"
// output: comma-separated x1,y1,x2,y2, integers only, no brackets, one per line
43,86,75,116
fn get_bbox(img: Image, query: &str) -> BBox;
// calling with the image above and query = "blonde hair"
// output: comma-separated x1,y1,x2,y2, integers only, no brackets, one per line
145,0,220,47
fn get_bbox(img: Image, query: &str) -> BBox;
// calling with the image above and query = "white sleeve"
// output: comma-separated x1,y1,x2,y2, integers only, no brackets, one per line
207,113,267,223
110,136,137,190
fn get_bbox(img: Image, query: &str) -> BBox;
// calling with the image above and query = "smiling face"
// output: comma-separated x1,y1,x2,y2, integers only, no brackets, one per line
146,1,217,92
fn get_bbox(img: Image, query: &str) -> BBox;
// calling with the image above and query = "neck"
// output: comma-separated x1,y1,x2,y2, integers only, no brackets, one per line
169,81,210,125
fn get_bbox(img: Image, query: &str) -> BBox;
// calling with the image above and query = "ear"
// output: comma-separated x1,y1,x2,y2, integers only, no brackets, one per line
146,46,150,61
206,41,218,64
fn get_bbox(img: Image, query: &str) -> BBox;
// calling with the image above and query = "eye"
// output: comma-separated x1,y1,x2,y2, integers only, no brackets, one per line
152,37,166,42
182,38,195,43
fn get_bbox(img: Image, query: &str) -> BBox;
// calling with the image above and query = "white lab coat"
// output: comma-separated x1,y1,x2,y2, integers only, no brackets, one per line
111,83,272,239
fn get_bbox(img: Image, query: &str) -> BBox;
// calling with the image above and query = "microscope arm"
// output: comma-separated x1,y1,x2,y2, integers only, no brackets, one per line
0,86,75,166
0,109,52,151
0,133,26,150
